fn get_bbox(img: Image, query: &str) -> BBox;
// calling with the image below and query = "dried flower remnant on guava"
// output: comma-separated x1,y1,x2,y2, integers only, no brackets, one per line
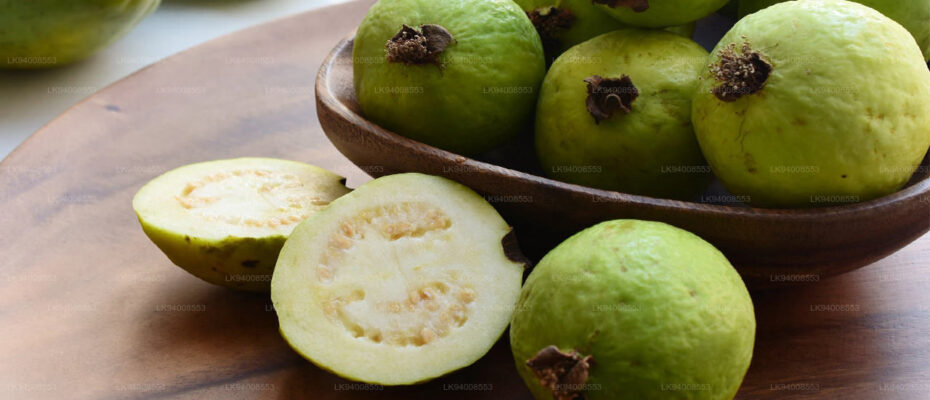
592,0,649,12
584,74,639,124
527,346,595,400
385,24,453,66
710,41,771,102
526,7,576,56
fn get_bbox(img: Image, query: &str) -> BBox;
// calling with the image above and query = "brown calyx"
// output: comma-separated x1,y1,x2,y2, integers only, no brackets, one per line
592,0,649,12
710,41,772,102
584,75,639,124
526,6,575,57
385,24,453,66
527,346,595,400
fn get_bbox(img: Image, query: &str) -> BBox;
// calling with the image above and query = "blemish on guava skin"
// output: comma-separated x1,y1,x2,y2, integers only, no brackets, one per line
184,235,191,243
592,0,649,12
241,260,259,268
584,75,639,124
527,346,595,400
526,7,575,58
711,41,772,102
385,24,453,68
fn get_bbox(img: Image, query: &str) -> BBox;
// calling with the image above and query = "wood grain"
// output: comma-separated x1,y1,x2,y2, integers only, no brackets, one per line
0,1,929,399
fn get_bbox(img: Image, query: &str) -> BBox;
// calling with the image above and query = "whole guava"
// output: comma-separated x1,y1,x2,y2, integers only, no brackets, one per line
513,0,696,61
692,0,930,208
593,0,731,28
535,29,711,200
510,219,756,400
739,0,930,60
0,0,160,68
353,0,546,155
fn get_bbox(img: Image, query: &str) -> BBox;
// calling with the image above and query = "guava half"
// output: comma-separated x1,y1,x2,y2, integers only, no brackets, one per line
739,0,930,61
514,0,696,61
692,0,930,207
535,29,711,200
132,158,350,292
594,0,731,28
511,220,756,400
271,173,526,385
353,0,546,155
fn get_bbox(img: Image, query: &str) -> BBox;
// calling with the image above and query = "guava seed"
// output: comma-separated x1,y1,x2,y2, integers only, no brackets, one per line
526,7,575,57
584,74,639,124
385,24,453,66
710,41,772,102
592,0,649,12
527,346,595,400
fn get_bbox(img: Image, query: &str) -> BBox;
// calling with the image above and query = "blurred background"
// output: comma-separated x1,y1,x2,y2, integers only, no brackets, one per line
0,0,350,159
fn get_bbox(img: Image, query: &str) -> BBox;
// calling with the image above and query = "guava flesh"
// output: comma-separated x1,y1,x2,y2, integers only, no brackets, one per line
594,0,731,28
132,158,350,292
739,0,930,60
271,173,525,385
535,29,711,200
353,0,546,155
511,220,756,400
0,0,160,68
693,0,930,207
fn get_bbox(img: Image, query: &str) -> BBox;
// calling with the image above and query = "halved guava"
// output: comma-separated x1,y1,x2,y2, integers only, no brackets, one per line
271,173,525,385
132,158,350,292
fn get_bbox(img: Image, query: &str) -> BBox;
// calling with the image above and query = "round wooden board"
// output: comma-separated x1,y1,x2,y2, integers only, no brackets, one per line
1,1,929,399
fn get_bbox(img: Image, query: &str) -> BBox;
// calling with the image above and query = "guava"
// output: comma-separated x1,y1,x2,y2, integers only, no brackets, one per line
132,158,350,292
510,220,756,400
0,0,160,69
271,173,526,385
738,0,930,61
692,0,930,208
353,0,546,155
593,0,731,28
535,29,711,200
513,0,696,61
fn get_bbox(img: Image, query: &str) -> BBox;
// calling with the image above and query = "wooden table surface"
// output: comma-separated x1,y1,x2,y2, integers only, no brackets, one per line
1,1,929,399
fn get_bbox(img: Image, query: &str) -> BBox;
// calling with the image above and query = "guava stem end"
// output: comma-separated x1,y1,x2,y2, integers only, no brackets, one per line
385,24,453,67
711,41,772,102
527,345,595,400
584,75,639,124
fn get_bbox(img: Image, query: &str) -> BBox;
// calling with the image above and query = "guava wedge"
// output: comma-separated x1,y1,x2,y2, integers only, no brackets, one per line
511,220,756,400
132,158,350,292
271,173,526,385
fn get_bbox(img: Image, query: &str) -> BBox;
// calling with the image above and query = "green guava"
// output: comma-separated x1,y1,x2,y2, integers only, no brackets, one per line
0,0,160,68
513,0,696,61
271,173,526,385
593,0,731,28
132,158,351,292
739,0,930,60
510,220,755,400
353,0,546,155
535,29,711,200
692,0,930,208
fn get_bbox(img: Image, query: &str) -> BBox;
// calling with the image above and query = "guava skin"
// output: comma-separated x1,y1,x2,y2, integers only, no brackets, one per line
739,0,930,61
353,0,546,155
510,220,756,400
596,0,731,28
0,0,160,69
513,0,697,61
138,223,285,292
535,29,711,200
692,0,930,208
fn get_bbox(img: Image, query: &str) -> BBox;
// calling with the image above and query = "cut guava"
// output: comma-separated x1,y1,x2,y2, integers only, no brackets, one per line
132,158,350,292
271,173,526,385
511,220,756,400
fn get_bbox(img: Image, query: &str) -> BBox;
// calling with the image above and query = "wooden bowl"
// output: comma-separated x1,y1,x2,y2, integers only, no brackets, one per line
316,36,930,289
